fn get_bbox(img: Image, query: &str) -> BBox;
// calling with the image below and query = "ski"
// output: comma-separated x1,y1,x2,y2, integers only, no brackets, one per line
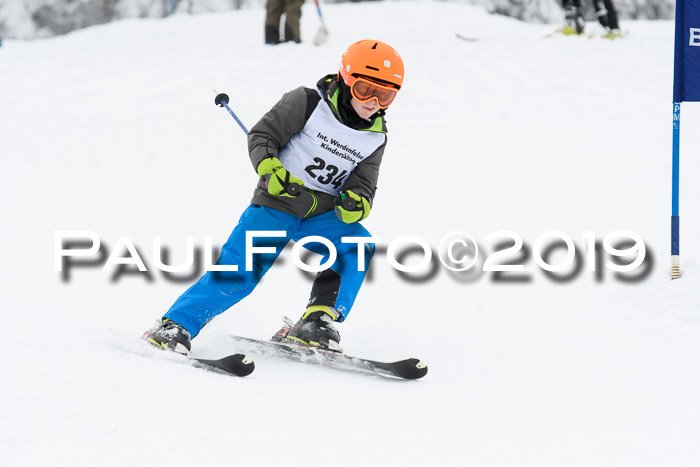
142,336,255,377
229,334,428,380
544,28,594,39
545,28,627,39
190,353,255,377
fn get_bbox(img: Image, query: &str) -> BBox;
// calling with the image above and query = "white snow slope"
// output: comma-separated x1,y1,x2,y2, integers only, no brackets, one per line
1,2,700,466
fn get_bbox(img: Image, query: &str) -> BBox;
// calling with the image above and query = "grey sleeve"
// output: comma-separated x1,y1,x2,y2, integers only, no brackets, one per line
247,87,310,172
342,137,387,206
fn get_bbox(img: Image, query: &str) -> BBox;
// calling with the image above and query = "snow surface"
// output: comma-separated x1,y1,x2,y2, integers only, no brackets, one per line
2,2,700,466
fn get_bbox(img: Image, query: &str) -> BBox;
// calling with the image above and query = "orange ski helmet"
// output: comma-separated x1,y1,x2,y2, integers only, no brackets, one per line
339,40,404,108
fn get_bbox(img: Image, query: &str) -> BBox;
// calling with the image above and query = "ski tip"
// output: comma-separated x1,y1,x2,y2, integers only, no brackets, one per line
225,353,256,377
394,358,428,380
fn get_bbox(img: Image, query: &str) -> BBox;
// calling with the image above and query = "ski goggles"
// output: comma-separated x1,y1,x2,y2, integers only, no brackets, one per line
349,76,399,109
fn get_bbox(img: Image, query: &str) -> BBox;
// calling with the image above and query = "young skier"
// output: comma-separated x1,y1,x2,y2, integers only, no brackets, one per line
144,39,404,355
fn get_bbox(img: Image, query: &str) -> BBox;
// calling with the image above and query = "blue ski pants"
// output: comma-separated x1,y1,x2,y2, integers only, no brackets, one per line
164,205,375,337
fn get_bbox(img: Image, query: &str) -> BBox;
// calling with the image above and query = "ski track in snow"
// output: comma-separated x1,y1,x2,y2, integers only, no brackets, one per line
1,2,699,466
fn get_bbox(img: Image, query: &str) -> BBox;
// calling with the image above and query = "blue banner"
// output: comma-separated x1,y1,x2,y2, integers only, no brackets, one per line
674,0,700,102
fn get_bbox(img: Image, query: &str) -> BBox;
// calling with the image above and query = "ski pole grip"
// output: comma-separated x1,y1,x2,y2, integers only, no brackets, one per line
287,183,301,196
343,198,358,210
336,193,358,211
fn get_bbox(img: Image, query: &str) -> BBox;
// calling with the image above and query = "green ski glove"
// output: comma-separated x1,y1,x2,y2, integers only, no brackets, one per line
334,190,370,223
257,156,303,197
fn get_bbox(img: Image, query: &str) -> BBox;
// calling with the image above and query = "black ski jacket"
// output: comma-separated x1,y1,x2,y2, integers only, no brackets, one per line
247,75,388,219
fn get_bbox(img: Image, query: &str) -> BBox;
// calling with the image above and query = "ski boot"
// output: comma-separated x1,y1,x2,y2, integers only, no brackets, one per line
562,6,585,35
143,318,191,355
275,306,342,352
602,28,622,39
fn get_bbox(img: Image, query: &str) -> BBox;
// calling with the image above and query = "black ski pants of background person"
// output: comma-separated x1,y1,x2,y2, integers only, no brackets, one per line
563,0,620,31
593,0,620,30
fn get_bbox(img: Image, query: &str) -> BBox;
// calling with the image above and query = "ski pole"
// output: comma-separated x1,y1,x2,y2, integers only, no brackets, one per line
214,92,249,135
314,0,328,29
312,0,329,46
214,91,300,196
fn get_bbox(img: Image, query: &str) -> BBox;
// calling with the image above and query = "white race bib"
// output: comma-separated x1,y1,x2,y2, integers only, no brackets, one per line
278,96,385,196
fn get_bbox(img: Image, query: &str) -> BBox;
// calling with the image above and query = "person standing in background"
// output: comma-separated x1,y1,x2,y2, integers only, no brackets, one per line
265,0,304,44
562,0,622,38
